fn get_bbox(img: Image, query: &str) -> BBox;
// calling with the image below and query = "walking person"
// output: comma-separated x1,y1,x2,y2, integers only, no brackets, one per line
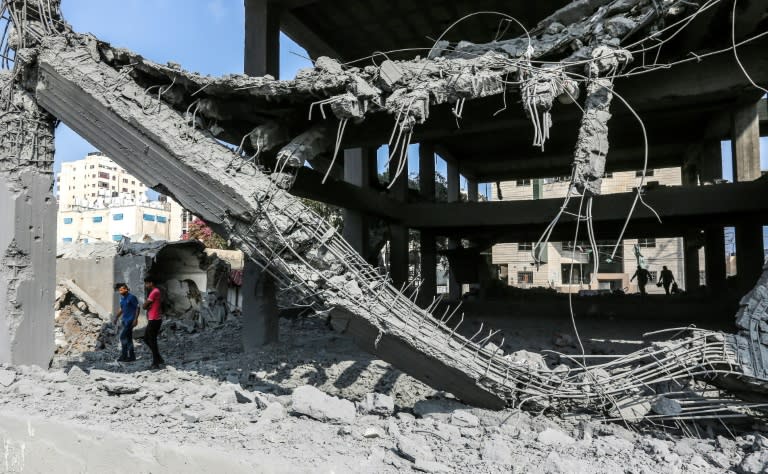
659,265,676,295
142,277,165,369
114,284,138,362
630,265,652,296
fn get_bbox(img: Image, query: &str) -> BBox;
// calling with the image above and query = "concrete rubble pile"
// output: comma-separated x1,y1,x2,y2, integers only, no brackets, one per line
1,0,767,423
3,315,767,472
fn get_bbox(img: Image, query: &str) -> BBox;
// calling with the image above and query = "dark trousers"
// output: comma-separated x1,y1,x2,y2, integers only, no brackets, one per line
638,282,648,295
663,282,671,295
119,322,135,359
145,319,163,365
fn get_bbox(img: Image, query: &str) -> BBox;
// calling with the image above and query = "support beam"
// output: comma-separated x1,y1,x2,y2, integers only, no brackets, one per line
684,232,702,292
418,144,436,306
245,0,281,77
447,162,461,301
731,101,761,182
735,223,765,291
418,143,436,201
388,151,409,288
242,260,279,347
467,178,478,202
342,148,373,256
699,140,723,183
705,226,727,293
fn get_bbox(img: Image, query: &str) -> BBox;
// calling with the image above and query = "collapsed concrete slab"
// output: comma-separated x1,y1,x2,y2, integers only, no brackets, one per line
0,73,57,367
4,0,768,420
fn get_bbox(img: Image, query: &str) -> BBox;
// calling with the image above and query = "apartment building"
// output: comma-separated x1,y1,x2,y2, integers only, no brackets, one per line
491,168,696,294
56,153,185,243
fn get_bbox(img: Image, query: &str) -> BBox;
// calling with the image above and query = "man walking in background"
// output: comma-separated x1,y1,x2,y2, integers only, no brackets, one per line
630,265,652,296
143,277,165,369
659,265,676,295
114,283,138,362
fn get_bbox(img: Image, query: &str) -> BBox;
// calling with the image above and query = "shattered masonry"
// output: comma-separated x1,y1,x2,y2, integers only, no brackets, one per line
2,0,768,421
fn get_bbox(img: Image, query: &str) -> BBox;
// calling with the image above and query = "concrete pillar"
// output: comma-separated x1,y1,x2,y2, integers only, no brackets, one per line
0,87,57,367
467,178,479,202
342,148,373,257
447,162,461,301
242,3,280,345
699,141,722,183
730,102,762,290
388,149,409,288
683,232,701,292
735,222,764,291
704,226,727,293
731,101,761,182
419,143,436,200
241,260,279,348
418,144,436,306
244,0,281,77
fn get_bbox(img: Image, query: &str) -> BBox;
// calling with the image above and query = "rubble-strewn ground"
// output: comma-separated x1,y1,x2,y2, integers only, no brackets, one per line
1,296,767,472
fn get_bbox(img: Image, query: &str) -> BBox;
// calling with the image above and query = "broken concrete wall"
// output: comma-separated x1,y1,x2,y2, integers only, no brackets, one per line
0,74,57,367
57,255,118,318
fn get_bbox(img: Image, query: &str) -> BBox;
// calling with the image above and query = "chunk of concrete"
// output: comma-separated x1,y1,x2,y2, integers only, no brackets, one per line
449,409,479,428
651,395,682,416
481,436,514,464
357,392,394,416
395,434,434,462
537,428,575,446
412,399,468,422
259,402,285,423
290,385,356,424
66,365,89,386
0,368,16,387
98,379,140,395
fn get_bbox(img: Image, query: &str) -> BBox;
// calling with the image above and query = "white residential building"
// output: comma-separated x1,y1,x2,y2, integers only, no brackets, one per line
491,168,700,294
56,153,187,243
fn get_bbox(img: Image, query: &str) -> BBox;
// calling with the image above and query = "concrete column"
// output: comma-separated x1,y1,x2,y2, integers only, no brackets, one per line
241,260,279,348
342,148,373,257
0,88,57,367
683,232,701,292
447,162,461,301
388,150,409,288
730,102,763,290
731,101,761,182
704,226,727,293
735,222,764,291
418,144,436,306
244,0,281,78
467,178,479,202
681,163,698,186
698,141,722,184
419,143,436,201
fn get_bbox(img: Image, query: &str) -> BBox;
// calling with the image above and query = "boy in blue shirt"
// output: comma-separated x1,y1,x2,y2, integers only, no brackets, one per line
114,284,139,362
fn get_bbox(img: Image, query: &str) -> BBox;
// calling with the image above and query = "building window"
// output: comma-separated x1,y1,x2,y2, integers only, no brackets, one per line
636,169,654,177
123,178,128,183
92,216,103,223
561,264,590,284
113,213,124,221
638,238,656,248
604,172,613,178
156,216,167,223
62,237,73,243
82,239,89,244
98,182,109,188
648,271,658,283
517,271,533,284
143,214,156,222
63,217,73,224
98,172,109,179
515,179,531,186
112,235,123,242
122,188,128,192
518,242,533,251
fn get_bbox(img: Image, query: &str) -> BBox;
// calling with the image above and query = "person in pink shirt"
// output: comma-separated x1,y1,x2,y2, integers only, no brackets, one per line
142,277,165,369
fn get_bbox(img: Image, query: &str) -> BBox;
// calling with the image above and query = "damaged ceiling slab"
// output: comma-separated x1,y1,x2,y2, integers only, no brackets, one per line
1,0,768,423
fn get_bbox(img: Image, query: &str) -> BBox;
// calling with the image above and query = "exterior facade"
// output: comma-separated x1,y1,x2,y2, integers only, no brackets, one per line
492,168,692,294
56,153,181,243
58,202,172,243
57,152,148,209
